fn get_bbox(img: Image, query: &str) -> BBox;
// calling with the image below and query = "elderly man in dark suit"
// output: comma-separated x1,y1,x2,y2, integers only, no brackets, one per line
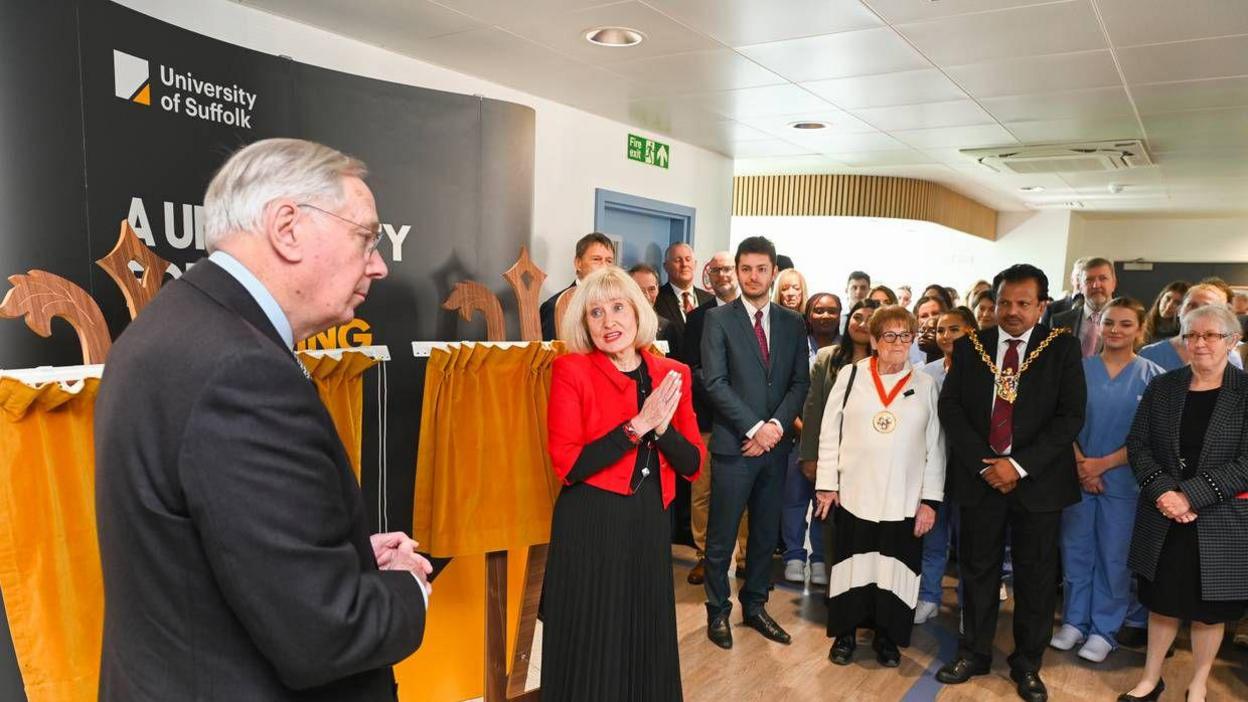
95,139,430,701
539,232,616,340
700,236,810,649
936,264,1086,702
1041,257,1087,326
1051,257,1117,358
653,242,712,360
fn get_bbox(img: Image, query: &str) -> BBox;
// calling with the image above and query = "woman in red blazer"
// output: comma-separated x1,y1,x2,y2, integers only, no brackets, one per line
542,266,704,702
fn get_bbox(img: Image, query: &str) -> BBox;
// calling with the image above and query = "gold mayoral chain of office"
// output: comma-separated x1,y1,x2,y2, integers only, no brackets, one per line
966,327,1067,404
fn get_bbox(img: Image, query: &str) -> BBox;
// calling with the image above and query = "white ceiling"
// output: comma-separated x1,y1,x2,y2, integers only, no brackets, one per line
233,0,1248,215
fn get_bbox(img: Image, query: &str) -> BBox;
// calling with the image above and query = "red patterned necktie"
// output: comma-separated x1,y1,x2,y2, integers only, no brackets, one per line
988,339,1021,454
682,291,694,315
754,309,770,366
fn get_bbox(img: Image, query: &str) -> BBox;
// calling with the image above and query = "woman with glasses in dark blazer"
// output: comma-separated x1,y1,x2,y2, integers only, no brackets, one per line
1119,304,1248,702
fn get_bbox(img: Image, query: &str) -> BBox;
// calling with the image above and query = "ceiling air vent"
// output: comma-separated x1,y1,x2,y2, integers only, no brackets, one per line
961,140,1152,175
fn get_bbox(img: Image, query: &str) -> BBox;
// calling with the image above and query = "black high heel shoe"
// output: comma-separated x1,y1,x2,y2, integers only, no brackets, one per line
1116,678,1164,702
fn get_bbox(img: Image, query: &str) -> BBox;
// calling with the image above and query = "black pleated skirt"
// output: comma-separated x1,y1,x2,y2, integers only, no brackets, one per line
826,506,921,646
540,475,682,702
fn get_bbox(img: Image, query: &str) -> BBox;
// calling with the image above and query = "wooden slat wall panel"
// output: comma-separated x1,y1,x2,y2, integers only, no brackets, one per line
730,174,997,240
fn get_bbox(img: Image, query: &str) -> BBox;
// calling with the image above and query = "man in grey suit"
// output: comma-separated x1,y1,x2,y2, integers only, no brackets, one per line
1051,257,1117,358
95,139,430,700
700,236,810,649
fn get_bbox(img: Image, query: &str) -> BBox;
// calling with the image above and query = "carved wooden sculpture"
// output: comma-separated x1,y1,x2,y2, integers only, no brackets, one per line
552,286,575,341
442,281,506,341
0,270,111,364
95,219,172,319
501,247,546,342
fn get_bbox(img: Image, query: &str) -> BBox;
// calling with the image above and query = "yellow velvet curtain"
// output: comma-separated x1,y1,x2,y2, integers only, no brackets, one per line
413,343,562,558
299,351,380,481
0,377,102,702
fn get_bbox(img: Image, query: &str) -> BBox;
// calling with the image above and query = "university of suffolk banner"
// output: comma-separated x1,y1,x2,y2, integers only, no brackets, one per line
0,0,534,694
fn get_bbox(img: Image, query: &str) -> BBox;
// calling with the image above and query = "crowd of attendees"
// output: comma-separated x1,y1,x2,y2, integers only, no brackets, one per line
540,235,1248,702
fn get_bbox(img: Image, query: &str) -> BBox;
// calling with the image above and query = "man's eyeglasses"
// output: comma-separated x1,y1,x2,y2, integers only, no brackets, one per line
298,203,383,256
1181,332,1231,344
879,331,915,344
707,266,734,275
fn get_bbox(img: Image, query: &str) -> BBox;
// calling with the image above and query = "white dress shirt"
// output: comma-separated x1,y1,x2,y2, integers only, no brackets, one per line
669,282,697,321
989,326,1035,478
740,297,782,440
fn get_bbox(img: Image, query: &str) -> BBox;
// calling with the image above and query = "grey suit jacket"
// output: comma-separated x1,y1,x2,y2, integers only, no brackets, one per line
700,298,810,455
1127,364,1248,600
95,261,425,701
1051,302,1089,340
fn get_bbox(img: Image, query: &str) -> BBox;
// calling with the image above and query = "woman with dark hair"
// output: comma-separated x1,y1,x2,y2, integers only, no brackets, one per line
781,292,843,585
911,294,950,366
1051,298,1163,664
1142,281,1189,344
922,284,955,310
869,285,898,306
972,289,997,330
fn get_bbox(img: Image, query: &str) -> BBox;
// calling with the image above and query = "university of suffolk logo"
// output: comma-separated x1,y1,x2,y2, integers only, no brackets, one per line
113,50,150,106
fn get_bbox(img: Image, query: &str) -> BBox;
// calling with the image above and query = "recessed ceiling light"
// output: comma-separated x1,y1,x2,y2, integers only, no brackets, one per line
585,26,645,47
1019,185,1045,192
789,121,829,130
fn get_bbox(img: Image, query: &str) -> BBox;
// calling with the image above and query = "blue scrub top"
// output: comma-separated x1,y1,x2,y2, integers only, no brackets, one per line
1077,355,1164,496
1140,338,1244,372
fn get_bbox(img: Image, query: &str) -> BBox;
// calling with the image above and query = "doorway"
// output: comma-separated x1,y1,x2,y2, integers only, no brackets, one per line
594,189,696,273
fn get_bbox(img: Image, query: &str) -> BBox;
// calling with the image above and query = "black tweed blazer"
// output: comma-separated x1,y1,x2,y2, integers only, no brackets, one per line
1126,364,1248,600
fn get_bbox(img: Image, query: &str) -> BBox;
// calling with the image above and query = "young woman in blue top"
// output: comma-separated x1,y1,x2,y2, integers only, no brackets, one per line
1051,297,1164,662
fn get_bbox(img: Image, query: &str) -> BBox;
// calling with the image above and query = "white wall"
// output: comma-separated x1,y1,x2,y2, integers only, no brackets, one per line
731,210,1073,302
112,0,735,297
1068,213,1248,268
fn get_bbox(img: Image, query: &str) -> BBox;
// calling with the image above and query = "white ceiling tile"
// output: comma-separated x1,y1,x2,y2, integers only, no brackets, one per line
500,1,719,66
891,124,1018,149
736,27,931,83
607,48,787,94
1156,149,1248,179
728,139,818,158
243,0,485,43
1095,0,1248,48
733,154,851,176
431,0,618,27
946,51,1123,98
895,1,1106,67
687,84,835,119
862,0,1061,24
1142,107,1248,151
608,97,731,136
851,99,996,131
1117,35,1248,84
786,131,910,153
1061,166,1165,190
736,110,879,138
1132,77,1248,115
820,150,939,167
1004,115,1144,143
979,87,1135,123
642,0,882,47
802,69,970,109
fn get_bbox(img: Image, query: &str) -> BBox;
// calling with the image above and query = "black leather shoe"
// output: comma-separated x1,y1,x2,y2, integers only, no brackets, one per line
936,656,990,684
828,636,856,665
707,615,732,650
873,635,900,668
1116,678,1165,702
1010,669,1048,702
743,610,791,645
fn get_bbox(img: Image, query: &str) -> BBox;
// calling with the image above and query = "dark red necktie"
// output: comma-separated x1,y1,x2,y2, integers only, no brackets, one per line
682,291,695,315
754,309,770,366
988,339,1021,454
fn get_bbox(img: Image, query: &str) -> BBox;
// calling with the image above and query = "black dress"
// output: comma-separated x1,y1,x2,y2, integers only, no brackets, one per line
1138,388,1245,623
541,363,699,702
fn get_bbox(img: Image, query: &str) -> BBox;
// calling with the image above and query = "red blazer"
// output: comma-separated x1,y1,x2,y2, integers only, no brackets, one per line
547,349,704,507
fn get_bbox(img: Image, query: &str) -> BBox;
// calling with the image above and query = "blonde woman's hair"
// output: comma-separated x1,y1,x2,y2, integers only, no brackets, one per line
559,266,658,353
773,268,809,313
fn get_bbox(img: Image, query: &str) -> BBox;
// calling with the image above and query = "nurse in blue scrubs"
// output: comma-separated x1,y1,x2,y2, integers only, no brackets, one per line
1051,297,1163,662
1140,283,1244,372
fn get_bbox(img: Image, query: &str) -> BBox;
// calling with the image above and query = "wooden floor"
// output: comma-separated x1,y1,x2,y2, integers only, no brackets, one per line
668,547,1248,702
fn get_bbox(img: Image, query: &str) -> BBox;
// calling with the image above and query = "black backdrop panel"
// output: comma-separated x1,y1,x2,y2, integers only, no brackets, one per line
0,1,535,697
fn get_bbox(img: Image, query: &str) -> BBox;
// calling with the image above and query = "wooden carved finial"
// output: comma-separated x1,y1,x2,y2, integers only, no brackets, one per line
96,219,172,319
443,281,506,341
1,270,112,364
552,286,576,341
502,247,547,342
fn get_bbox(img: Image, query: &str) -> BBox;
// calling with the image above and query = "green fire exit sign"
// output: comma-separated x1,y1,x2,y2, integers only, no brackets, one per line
628,133,670,169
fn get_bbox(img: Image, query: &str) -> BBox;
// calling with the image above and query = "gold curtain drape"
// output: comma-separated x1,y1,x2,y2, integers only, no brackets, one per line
412,343,562,558
299,351,380,481
0,377,102,702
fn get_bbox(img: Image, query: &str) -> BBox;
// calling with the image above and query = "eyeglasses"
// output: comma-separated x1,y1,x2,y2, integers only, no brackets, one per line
1181,332,1231,344
879,332,915,344
297,203,383,256
707,266,734,275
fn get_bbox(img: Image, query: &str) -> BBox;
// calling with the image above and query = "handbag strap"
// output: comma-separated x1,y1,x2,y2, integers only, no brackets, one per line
837,361,858,446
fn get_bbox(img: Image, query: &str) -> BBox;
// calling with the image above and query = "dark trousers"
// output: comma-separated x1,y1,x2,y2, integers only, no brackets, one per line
703,447,787,620
958,496,1062,673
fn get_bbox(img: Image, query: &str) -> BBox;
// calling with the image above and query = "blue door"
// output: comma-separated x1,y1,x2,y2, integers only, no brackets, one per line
594,189,696,274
